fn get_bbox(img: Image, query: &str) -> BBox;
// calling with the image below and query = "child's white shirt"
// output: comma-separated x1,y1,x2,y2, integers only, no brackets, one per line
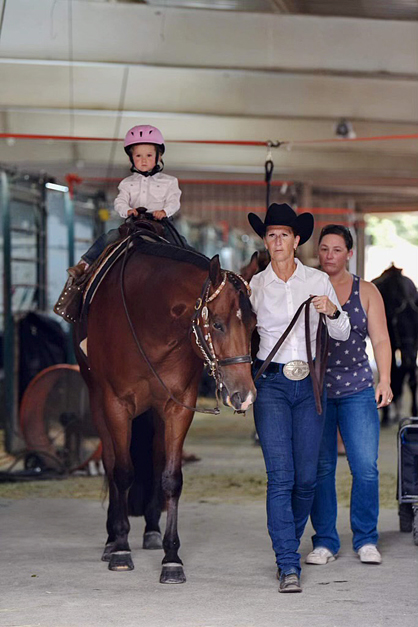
114,172,181,219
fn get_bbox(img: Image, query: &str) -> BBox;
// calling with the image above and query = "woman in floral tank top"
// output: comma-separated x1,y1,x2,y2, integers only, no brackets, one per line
306,225,392,566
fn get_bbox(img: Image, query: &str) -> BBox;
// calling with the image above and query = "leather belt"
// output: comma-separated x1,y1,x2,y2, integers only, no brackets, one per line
254,359,310,380
254,359,282,374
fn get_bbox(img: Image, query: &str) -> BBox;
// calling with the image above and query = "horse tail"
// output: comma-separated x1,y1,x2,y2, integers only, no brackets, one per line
128,410,163,517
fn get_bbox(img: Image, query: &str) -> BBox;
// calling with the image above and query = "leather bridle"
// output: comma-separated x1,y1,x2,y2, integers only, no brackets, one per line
120,240,253,415
191,271,252,392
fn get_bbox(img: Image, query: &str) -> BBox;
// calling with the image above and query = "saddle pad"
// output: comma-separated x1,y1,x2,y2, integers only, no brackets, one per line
77,238,130,356
77,235,210,357
82,237,130,308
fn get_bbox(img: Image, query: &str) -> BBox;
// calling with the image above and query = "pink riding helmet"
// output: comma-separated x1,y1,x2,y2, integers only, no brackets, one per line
124,125,165,155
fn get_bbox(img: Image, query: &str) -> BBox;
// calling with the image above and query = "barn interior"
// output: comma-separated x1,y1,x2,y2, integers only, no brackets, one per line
0,3,417,624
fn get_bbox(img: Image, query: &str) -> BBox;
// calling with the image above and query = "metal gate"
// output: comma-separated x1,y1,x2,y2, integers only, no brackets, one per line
0,169,48,453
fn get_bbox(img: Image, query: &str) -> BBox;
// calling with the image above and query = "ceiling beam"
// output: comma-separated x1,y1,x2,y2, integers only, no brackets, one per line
1,1,417,77
1,60,418,125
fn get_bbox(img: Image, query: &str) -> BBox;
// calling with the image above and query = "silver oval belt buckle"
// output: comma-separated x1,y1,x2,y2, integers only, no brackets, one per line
283,360,310,381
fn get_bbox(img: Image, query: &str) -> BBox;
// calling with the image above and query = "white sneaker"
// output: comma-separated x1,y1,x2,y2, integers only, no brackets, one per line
358,544,382,564
305,547,336,565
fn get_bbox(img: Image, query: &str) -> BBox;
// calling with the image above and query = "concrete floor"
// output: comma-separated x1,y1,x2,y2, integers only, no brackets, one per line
1,411,417,626
1,497,417,627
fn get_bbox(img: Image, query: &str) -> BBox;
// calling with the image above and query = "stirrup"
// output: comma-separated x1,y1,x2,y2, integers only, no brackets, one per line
54,275,85,324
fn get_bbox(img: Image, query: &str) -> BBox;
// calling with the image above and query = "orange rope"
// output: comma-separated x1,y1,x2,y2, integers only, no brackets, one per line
1,132,417,146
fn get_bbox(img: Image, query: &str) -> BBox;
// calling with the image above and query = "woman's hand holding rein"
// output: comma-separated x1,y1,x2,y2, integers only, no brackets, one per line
311,295,338,317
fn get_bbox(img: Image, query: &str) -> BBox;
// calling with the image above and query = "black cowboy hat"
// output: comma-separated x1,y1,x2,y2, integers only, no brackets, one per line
248,203,314,245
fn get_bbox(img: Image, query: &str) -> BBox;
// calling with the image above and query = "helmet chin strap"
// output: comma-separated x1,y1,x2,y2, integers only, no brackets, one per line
130,163,164,177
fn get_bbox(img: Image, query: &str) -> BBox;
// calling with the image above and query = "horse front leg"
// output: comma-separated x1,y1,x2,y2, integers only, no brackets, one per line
107,468,135,572
101,396,135,572
142,410,165,551
87,389,119,563
159,406,194,584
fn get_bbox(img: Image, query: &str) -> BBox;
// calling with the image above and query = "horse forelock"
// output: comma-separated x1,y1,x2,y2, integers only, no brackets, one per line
238,290,253,325
226,272,243,291
225,273,253,325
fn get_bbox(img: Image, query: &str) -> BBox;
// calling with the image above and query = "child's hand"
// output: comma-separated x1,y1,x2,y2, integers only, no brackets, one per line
153,210,167,220
127,208,138,217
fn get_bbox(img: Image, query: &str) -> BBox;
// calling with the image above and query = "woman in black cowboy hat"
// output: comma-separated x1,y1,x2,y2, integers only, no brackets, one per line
247,203,350,593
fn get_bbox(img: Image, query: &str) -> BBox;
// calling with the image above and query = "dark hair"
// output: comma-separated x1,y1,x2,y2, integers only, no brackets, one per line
318,224,353,251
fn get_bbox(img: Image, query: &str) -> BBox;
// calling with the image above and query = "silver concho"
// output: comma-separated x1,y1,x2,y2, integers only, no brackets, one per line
201,306,209,322
283,360,310,381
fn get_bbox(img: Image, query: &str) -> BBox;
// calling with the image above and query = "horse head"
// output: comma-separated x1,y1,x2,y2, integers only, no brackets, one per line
192,255,257,412
240,250,270,279
373,263,418,361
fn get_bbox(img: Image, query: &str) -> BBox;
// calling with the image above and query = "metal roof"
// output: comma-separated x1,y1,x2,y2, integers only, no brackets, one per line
143,0,418,20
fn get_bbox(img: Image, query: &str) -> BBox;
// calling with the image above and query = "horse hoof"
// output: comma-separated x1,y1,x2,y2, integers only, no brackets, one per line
143,531,163,550
108,551,134,571
160,563,186,584
101,543,115,562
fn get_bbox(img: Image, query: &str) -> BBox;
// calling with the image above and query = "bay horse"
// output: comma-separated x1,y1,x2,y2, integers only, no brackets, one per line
74,237,256,583
372,264,418,425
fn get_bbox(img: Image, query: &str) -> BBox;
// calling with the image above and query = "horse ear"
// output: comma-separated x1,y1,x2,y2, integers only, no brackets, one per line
240,251,260,283
209,254,223,287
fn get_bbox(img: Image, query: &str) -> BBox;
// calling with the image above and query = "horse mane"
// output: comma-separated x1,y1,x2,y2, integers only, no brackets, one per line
132,239,252,302
132,238,210,271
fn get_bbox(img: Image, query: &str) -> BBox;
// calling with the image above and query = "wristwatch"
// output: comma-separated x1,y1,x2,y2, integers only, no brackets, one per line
327,307,341,320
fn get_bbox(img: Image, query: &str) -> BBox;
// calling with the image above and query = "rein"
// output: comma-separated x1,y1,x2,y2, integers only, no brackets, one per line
191,273,253,385
253,296,329,415
119,235,252,415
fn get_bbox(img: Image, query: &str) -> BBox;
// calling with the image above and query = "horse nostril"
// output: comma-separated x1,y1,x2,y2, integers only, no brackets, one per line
230,392,242,408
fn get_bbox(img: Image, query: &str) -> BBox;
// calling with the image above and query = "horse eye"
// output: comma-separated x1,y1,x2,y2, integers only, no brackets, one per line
213,322,224,332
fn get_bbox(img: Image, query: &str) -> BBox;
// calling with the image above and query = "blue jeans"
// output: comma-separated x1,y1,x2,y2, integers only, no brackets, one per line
253,360,326,576
310,387,380,553
82,229,121,265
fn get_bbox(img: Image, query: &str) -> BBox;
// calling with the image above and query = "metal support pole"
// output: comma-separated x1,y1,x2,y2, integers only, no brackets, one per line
347,198,358,276
37,179,48,311
64,190,75,268
94,191,107,239
64,189,76,363
298,182,314,265
1,170,20,453
355,215,366,279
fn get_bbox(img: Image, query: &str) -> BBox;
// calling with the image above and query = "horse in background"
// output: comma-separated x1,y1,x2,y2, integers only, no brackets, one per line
372,264,418,425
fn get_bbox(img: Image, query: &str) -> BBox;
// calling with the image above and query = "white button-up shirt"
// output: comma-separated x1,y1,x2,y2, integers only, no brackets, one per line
114,172,181,219
250,259,350,363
